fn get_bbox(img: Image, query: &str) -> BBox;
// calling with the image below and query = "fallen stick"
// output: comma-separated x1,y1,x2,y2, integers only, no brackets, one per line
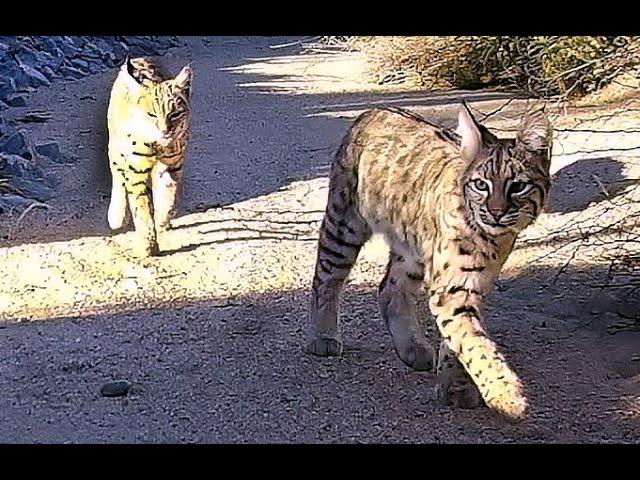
13,200,51,235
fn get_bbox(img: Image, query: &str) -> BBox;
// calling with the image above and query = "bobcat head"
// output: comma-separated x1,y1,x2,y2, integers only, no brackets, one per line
457,101,553,236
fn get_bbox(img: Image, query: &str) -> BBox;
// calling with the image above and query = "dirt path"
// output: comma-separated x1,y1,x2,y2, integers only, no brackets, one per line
0,36,639,443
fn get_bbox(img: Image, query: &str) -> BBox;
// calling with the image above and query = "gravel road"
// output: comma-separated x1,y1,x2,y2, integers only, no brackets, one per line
0,36,639,443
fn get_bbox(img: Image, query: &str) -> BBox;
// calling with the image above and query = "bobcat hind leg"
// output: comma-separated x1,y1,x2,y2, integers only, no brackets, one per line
378,249,435,371
307,208,371,356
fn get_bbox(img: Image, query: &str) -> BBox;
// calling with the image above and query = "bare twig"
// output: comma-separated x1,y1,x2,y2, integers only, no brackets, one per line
13,201,51,233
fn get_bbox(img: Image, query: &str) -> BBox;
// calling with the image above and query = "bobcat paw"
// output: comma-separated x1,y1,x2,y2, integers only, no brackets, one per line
306,335,343,357
395,340,435,371
435,376,483,409
133,239,160,258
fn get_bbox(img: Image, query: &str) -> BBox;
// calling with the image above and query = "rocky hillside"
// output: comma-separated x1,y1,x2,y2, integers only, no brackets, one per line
0,36,180,214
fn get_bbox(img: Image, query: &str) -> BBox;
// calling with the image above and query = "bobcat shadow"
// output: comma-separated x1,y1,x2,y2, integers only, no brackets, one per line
547,156,638,214
161,155,637,257
2,258,638,442
178,88,524,215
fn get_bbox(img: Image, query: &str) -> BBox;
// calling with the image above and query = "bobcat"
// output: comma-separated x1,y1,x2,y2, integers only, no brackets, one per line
307,103,552,421
107,57,192,257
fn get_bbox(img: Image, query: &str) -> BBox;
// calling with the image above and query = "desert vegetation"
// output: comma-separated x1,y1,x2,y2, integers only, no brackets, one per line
310,36,640,101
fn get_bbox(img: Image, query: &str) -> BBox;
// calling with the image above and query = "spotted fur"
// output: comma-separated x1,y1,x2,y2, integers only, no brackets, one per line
307,103,553,421
107,57,192,257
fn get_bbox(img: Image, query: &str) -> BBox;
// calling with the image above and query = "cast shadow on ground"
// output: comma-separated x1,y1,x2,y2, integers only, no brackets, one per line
164,159,636,258
2,258,638,442
547,156,638,214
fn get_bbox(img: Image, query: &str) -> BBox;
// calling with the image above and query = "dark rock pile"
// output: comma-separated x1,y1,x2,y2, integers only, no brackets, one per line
0,36,180,216
0,36,179,109
0,116,70,214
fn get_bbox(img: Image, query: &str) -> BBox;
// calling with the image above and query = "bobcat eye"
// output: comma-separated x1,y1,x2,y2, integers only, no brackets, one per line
470,179,489,193
509,181,531,196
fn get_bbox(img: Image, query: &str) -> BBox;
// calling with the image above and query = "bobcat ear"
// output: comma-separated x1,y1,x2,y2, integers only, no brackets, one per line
517,108,553,153
120,57,144,92
457,101,484,160
174,65,192,94
125,56,134,76
123,57,138,82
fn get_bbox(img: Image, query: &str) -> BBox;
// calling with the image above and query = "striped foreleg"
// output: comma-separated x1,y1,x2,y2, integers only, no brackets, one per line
428,257,529,420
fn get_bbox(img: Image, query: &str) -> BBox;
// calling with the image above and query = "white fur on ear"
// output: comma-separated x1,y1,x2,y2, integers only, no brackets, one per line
457,102,482,160
174,65,192,91
517,109,552,152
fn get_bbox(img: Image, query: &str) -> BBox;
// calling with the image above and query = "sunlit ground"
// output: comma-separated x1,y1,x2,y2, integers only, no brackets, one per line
220,51,421,95
2,139,639,324
2,75,640,324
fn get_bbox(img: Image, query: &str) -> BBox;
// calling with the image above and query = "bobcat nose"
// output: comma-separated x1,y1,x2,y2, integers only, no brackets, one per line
488,207,505,220
487,196,507,221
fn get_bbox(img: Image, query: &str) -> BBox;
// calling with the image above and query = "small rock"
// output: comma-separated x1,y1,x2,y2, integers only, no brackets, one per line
35,143,63,162
4,94,26,108
1,132,27,156
58,39,78,57
39,65,57,81
100,380,132,397
59,65,85,79
70,37,87,49
34,37,57,52
19,63,51,87
71,58,89,70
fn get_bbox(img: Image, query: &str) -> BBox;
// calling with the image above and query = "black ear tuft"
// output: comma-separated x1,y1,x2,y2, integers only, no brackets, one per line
124,57,146,86
125,56,134,76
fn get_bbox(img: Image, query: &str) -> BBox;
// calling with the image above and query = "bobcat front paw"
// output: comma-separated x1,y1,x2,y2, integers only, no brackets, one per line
306,335,343,357
133,238,160,258
395,339,435,371
435,374,483,409
155,220,171,233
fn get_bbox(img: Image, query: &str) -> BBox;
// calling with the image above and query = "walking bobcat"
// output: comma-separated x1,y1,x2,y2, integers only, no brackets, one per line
308,103,552,420
107,57,192,257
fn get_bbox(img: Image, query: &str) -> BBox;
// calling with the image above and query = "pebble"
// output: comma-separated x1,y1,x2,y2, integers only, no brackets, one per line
35,143,63,163
1,132,27,156
3,93,26,107
19,63,51,87
100,380,132,397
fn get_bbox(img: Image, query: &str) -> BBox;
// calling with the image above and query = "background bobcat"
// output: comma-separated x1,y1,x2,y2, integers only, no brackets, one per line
107,57,192,257
308,103,552,421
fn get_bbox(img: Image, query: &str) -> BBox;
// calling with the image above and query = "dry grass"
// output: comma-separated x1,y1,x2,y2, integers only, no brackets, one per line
327,36,640,100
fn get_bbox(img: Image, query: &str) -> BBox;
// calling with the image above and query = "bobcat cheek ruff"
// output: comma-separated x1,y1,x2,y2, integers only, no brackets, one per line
308,104,552,421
